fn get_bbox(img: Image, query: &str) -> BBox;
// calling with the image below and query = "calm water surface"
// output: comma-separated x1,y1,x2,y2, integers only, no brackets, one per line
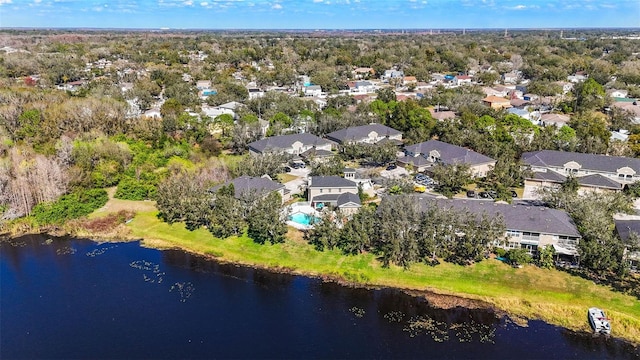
1,235,639,359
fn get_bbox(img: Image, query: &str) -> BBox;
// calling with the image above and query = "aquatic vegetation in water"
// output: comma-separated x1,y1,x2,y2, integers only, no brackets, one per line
349,306,365,318
402,316,496,344
130,260,165,284
56,246,77,255
170,282,195,302
8,240,26,247
86,245,117,257
384,311,405,323
43,238,54,245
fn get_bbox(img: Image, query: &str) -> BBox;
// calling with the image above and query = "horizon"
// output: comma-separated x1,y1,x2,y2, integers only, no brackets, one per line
1,0,639,29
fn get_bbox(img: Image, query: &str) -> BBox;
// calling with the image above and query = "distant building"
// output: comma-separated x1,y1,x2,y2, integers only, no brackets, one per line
399,139,495,176
482,95,511,109
248,133,333,156
325,124,402,146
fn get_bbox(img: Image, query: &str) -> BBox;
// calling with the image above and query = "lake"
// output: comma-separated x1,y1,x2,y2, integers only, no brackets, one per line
1,235,638,359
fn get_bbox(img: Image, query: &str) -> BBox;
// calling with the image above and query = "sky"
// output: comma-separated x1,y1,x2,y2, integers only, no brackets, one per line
0,0,639,30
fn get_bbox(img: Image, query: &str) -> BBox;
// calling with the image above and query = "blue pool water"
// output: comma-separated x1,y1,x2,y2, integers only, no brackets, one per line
289,212,319,226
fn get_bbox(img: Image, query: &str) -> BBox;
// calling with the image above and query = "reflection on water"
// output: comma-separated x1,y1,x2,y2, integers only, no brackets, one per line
1,234,639,359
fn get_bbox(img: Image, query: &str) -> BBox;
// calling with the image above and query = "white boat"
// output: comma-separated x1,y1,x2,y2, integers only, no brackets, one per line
588,307,611,335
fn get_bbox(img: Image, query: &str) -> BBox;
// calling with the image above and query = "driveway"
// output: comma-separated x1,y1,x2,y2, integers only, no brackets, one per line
379,167,409,179
284,167,310,196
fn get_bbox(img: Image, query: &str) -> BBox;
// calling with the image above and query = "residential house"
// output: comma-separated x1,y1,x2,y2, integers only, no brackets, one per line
352,81,376,94
502,72,519,84
304,85,322,97
611,100,640,124
567,72,587,83
248,133,333,156
614,219,640,271
454,75,473,86
607,89,629,98
196,80,212,90
429,108,456,121
610,129,630,142
353,67,375,79
210,175,289,203
413,196,581,256
398,139,496,176
521,150,640,195
307,176,360,214
403,76,418,85
482,95,512,109
555,81,574,94
539,113,570,127
382,69,404,82
248,88,265,100
325,124,403,146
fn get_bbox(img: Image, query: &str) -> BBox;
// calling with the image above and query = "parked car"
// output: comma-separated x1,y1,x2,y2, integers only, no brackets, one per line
479,191,494,199
386,163,397,171
282,166,291,173
466,190,476,198
291,162,306,169
511,190,518,198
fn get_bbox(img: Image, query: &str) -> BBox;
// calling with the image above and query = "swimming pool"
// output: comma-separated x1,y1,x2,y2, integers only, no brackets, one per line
288,212,320,226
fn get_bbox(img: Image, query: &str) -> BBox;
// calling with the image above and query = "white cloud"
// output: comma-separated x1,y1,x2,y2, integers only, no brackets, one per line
0,0,13,5
313,0,323,2
272,3,282,9
200,1,208,5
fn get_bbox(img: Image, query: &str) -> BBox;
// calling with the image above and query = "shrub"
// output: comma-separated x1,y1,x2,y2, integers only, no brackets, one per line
114,178,156,201
31,189,108,225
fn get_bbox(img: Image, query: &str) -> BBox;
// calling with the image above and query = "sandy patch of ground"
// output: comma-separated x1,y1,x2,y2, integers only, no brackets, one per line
91,187,157,217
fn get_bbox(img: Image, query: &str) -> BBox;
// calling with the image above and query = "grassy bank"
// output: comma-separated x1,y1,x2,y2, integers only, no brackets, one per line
127,210,640,345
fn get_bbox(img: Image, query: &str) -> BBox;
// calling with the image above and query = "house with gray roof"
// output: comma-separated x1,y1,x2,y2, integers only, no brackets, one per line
210,175,289,203
414,195,581,255
325,124,402,146
614,219,640,271
248,133,333,156
398,140,495,177
308,176,360,213
522,150,639,196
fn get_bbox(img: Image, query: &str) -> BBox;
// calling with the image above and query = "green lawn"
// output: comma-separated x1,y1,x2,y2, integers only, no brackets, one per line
128,210,640,344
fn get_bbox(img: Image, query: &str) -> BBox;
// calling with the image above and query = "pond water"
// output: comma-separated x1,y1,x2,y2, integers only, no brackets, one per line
1,235,639,359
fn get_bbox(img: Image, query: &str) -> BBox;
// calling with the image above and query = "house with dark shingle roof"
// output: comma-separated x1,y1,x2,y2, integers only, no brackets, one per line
248,133,333,156
522,150,639,196
325,124,402,146
398,139,495,176
413,195,581,255
210,175,289,203
614,219,640,271
308,176,360,213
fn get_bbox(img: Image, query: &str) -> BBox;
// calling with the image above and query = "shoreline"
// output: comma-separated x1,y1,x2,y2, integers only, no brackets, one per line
2,218,639,348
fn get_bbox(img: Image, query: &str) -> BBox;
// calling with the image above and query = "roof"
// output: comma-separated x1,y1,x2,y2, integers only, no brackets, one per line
300,148,334,159
309,176,358,188
483,95,510,103
248,133,331,153
413,196,581,237
404,140,495,166
527,170,566,183
429,108,456,120
337,192,362,207
510,99,529,108
325,124,402,144
398,155,433,167
312,194,341,202
522,150,640,174
210,176,284,199
540,113,570,124
615,219,640,242
577,174,624,190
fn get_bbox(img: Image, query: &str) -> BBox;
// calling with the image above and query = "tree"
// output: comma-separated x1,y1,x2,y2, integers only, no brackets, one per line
430,163,473,198
155,171,211,231
209,186,245,238
373,195,421,268
305,212,340,251
537,245,556,269
338,206,376,255
247,192,287,244
376,88,396,103
234,153,288,179
309,157,345,176
574,78,605,113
